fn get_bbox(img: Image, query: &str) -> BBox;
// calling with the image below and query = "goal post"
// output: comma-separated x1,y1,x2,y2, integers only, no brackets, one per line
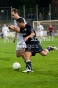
33,20,58,36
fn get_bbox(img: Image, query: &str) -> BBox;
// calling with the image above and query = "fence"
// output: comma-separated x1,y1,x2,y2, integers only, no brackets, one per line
0,5,58,32
0,5,58,21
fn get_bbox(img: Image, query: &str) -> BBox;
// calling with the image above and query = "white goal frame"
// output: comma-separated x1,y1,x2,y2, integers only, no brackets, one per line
33,20,58,36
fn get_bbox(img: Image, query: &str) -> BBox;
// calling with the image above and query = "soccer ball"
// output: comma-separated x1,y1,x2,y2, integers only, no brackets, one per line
12,62,21,70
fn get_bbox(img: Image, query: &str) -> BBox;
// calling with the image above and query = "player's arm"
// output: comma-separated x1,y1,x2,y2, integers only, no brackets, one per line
9,25,20,32
24,27,35,41
42,28,44,30
13,32,17,43
24,32,35,42
41,26,44,31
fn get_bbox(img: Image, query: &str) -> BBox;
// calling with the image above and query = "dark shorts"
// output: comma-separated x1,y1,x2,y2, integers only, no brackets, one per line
25,40,43,56
48,31,53,36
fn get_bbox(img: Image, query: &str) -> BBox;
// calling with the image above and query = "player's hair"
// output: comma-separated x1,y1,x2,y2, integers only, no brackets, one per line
11,8,18,13
17,18,24,23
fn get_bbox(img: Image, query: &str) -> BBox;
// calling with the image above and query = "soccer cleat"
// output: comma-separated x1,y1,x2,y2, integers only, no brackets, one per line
47,46,57,50
22,67,34,73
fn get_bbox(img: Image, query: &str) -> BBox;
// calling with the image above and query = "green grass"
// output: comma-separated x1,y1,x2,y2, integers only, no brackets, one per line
0,37,58,88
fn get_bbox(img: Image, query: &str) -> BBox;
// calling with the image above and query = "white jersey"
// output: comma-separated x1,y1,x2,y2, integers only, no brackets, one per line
14,17,27,50
37,25,44,31
2,26,9,36
37,25,44,37
14,17,26,44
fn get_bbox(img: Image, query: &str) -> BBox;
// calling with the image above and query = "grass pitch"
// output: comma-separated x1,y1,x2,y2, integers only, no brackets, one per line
0,36,58,88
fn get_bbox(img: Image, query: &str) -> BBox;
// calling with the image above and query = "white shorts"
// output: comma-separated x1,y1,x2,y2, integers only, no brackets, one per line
16,41,26,50
4,34,8,37
38,31,43,37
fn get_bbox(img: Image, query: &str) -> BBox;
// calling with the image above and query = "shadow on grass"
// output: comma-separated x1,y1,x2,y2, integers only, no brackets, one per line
0,57,10,61
0,51,15,54
35,69,58,77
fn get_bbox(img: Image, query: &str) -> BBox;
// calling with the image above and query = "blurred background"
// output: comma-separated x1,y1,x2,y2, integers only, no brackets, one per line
0,0,57,21
0,0,58,36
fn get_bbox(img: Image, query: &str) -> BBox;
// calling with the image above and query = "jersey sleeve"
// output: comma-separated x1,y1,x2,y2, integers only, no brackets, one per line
14,20,18,26
41,25,44,30
27,26,35,34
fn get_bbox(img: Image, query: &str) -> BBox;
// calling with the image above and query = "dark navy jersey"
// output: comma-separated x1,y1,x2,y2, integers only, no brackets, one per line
20,24,36,42
20,24,43,55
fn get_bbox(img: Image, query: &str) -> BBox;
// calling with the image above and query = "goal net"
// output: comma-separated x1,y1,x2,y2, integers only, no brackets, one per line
33,20,58,36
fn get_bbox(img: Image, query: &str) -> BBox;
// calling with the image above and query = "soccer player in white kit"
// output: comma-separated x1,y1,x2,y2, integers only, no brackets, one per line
37,22,46,43
13,19,26,57
10,8,33,72
11,8,26,57
2,24,9,42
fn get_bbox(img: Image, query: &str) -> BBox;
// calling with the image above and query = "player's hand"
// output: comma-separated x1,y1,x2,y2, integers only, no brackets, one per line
8,25,14,29
9,25,20,32
24,37,28,42
9,25,16,30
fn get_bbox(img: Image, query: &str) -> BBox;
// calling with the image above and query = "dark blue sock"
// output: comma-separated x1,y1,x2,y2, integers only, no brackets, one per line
26,61,32,70
47,47,53,52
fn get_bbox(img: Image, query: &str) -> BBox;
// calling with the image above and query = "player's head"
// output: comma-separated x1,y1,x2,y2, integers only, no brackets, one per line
4,24,6,27
11,8,19,19
17,18,25,28
37,22,40,26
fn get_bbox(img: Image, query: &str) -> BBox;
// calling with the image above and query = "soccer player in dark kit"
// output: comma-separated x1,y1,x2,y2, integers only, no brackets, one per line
9,18,57,73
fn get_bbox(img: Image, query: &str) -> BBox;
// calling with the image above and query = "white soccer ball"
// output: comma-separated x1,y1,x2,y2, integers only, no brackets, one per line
12,62,21,70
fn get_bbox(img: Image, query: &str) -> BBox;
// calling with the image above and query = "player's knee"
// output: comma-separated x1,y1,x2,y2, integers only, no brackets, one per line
40,52,47,56
43,52,47,56
16,53,21,57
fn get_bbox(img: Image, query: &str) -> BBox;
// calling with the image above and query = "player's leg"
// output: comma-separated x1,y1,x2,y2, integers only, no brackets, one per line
34,40,57,56
4,36,6,42
49,32,51,41
38,36,41,43
39,46,57,56
37,32,41,43
40,31,46,41
16,49,33,73
22,51,33,73
16,41,33,73
6,36,9,42
16,41,26,58
51,33,54,41
16,48,25,57
22,43,34,73
38,35,42,43
38,32,45,42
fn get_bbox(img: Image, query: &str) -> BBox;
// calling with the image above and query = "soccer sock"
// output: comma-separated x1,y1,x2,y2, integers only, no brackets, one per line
6,37,9,42
4,37,6,42
26,60,32,70
47,47,53,52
